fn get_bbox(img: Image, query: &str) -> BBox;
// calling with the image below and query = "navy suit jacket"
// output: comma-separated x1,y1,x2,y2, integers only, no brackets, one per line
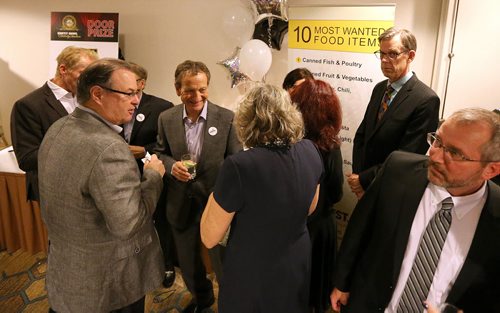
353,73,440,189
128,92,173,172
10,83,68,201
334,151,500,313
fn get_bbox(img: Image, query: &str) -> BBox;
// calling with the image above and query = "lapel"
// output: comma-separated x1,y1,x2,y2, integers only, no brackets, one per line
43,83,69,117
170,104,189,160
198,102,219,172
446,181,499,303
129,93,152,143
391,159,429,282
368,75,418,141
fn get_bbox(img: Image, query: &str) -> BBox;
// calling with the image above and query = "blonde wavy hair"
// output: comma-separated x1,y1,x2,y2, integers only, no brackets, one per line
235,83,304,148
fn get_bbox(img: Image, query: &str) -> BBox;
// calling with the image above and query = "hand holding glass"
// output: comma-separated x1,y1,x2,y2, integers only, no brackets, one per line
181,154,197,179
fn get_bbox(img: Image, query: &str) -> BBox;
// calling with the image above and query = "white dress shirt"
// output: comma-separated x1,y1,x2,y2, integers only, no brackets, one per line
47,80,77,113
385,182,487,312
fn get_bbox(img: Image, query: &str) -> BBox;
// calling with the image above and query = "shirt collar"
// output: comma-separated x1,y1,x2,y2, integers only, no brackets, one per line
183,100,208,122
429,181,487,219
77,105,123,133
47,79,73,100
389,71,413,92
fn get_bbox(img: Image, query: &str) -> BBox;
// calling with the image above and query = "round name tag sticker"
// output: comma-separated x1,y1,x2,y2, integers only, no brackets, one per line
136,113,145,122
208,126,218,136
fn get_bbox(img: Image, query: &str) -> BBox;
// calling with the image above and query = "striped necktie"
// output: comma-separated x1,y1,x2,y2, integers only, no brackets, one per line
397,197,454,312
378,84,395,121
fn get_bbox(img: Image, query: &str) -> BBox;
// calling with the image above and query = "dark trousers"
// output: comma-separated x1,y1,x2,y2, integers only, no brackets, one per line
172,222,215,308
153,188,177,270
49,296,145,313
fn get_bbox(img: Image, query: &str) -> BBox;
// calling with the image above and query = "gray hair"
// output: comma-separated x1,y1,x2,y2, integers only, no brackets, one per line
235,83,304,148
76,58,133,105
129,62,148,80
379,27,417,52
446,108,500,162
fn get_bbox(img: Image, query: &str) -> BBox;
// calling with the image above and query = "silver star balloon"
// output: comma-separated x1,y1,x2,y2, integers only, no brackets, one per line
251,0,288,23
217,47,251,88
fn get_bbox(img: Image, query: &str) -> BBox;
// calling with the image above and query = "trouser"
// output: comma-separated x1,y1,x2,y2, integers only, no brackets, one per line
153,188,177,270
171,222,215,308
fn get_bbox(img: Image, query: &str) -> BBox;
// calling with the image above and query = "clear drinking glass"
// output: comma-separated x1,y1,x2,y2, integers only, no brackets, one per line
181,154,197,179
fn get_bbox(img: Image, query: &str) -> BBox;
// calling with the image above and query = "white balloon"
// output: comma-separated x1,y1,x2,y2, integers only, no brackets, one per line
222,4,255,47
239,39,273,81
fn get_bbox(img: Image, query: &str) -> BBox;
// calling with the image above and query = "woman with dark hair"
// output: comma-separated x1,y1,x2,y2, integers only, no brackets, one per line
290,79,344,313
282,67,314,91
200,84,323,313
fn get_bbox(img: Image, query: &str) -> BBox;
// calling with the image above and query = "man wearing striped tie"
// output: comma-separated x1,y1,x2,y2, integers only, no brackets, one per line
331,108,500,313
348,28,440,199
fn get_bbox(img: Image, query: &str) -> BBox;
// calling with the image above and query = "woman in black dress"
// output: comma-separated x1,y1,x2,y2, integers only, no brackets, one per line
200,84,323,313
290,79,344,313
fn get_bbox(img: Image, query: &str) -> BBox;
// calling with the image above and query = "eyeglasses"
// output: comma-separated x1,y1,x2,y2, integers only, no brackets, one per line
427,132,494,162
374,50,408,60
98,85,140,98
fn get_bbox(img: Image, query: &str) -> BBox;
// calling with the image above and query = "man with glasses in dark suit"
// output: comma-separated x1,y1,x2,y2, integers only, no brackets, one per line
348,27,440,199
126,62,177,288
332,108,500,312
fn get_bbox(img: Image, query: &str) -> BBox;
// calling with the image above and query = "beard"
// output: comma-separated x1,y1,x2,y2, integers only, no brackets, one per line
427,160,484,189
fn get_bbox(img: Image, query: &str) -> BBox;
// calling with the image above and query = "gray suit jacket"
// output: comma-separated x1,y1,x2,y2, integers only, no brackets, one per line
155,102,242,229
38,107,164,312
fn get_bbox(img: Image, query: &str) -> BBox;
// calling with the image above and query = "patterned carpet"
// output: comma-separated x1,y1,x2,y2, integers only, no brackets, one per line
0,249,218,313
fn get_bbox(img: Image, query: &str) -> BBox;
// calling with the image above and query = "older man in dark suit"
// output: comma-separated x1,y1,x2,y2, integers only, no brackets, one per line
348,28,440,198
125,62,173,167
126,62,177,288
39,59,166,312
10,46,98,201
155,60,242,313
331,108,500,313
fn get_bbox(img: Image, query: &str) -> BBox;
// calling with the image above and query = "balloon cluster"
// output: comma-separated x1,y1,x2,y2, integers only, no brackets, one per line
218,0,288,88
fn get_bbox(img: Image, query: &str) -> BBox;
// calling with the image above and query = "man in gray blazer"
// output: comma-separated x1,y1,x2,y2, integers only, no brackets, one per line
11,46,98,201
38,59,166,312
155,60,242,313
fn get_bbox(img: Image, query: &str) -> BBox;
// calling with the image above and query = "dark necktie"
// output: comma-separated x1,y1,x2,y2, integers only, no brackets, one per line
378,84,395,121
124,107,138,143
397,197,454,312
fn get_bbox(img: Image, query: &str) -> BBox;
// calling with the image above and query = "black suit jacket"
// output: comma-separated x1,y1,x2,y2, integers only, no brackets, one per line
353,73,440,189
334,151,500,313
10,82,68,201
155,102,242,229
128,92,173,172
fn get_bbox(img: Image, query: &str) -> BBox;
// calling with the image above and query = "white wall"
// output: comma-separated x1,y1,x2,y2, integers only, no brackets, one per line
439,0,500,117
0,0,442,143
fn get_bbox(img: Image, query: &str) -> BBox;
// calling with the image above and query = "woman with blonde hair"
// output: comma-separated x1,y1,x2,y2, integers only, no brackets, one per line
201,84,323,313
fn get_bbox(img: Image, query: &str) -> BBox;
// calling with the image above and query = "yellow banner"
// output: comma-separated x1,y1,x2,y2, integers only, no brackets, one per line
288,20,394,53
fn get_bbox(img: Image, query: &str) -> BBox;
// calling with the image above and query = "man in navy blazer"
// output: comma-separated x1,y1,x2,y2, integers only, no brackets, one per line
125,63,174,170
155,60,242,312
348,28,440,198
126,62,176,288
331,108,500,313
10,46,98,201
